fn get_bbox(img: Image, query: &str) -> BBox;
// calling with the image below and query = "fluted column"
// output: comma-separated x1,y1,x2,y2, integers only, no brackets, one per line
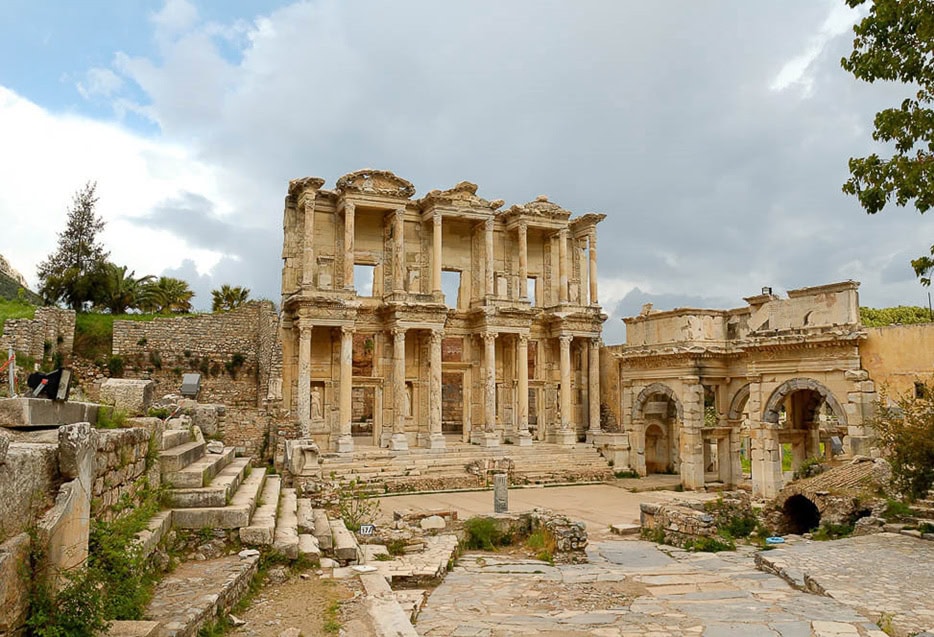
484,217,494,297
336,326,354,453
393,208,405,293
302,193,317,287
427,329,445,450
587,337,601,441
390,327,409,450
483,331,497,431
297,323,312,437
559,334,572,430
558,229,569,304
343,201,355,289
588,231,598,305
517,222,528,300
431,212,442,294
514,334,532,445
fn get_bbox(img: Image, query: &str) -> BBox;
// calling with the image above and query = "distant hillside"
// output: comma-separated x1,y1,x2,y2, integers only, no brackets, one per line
0,269,42,304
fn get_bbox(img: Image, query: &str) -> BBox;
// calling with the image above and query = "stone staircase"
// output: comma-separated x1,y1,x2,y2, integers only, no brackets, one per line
909,488,934,534
317,440,615,493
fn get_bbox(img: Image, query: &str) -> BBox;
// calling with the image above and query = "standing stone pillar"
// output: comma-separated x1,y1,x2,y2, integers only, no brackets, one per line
554,334,575,446
512,334,532,446
587,337,601,442
298,323,312,437
473,331,499,447
588,231,598,305
393,208,406,293
343,201,355,290
680,380,705,490
427,328,445,450
493,473,508,513
558,229,569,304
517,222,528,300
752,423,783,498
302,191,318,287
390,328,409,451
484,217,495,297
336,326,354,453
431,211,443,294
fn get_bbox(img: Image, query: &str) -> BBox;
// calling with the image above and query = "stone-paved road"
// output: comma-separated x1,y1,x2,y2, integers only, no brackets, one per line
757,533,934,637
416,540,889,637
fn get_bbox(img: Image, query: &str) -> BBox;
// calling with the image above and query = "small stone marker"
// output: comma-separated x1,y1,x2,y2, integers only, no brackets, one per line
494,473,508,513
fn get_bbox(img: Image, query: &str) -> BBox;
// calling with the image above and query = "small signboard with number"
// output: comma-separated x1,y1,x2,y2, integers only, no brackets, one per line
359,524,375,536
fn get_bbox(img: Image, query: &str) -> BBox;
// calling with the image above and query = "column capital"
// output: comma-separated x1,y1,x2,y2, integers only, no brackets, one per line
432,210,443,223
590,336,601,347
340,325,355,337
517,333,530,345
481,331,498,344
395,207,406,219
557,227,569,239
517,220,528,232
429,328,444,344
343,200,355,215
558,333,573,346
391,326,407,341
484,217,494,231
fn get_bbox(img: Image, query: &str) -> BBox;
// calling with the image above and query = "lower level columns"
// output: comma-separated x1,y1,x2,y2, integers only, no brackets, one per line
679,382,705,489
336,326,354,454
390,328,409,451
472,331,499,447
426,329,445,450
751,424,783,498
509,334,532,446
297,324,312,437
554,334,575,446
586,337,601,443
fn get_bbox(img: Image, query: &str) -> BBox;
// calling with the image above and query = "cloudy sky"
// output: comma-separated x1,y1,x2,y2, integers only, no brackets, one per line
0,0,931,343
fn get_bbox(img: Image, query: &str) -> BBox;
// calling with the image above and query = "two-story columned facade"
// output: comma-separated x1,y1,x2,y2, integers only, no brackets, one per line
279,170,606,453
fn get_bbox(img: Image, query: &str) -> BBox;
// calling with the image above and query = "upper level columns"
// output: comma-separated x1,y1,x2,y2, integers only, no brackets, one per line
393,209,406,293
484,218,494,297
558,228,569,303
298,323,312,437
336,326,354,453
588,231,598,305
431,212,442,294
517,222,528,300
343,202,355,290
302,193,317,286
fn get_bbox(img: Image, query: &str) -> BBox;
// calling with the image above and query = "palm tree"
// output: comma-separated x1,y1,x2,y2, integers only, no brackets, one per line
211,284,251,312
95,263,154,314
139,277,194,314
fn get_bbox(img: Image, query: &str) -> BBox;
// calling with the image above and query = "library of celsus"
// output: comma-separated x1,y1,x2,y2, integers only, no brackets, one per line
278,170,607,454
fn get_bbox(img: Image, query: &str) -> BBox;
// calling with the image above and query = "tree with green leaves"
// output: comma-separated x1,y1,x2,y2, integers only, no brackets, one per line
95,263,154,315
211,284,250,312
37,182,110,309
841,0,934,285
139,276,194,314
871,381,934,500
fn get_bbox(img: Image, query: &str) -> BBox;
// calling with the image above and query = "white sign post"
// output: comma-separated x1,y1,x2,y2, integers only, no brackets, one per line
359,523,375,564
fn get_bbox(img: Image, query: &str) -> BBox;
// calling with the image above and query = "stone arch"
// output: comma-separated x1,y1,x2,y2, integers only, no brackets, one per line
632,382,683,422
762,378,847,426
727,383,751,421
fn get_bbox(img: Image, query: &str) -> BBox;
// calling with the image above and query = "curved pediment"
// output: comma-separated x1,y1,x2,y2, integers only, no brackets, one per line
419,181,504,211
505,195,572,222
336,169,416,199
287,176,326,200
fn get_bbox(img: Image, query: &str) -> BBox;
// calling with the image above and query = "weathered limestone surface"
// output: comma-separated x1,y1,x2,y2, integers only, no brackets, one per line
0,307,74,361
0,397,99,428
100,379,155,416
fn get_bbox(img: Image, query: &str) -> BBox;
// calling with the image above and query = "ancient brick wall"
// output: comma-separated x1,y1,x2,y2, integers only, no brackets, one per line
0,307,75,361
93,426,157,521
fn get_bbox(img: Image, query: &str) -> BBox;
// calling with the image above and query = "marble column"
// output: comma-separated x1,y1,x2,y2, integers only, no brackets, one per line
298,323,312,437
680,381,706,490
473,331,499,447
427,328,445,450
302,193,317,287
336,326,354,453
558,229,569,304
514,334,532,445
393,208,406,293
343,201,355,290
517,222,528,300
484,217,494,297
588,231,598,305
555,334,575,445
390,327,409,450
587,337,601,442
431,212,442,294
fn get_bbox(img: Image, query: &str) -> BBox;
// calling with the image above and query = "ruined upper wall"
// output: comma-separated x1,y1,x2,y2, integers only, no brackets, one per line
623,281,860,348
0,307,75,361
860,323,934,397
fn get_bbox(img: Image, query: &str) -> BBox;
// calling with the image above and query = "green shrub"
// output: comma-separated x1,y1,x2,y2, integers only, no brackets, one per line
793,457,826,480
385,539,407,556
336,480,379,532
107,355,124,377
464,517,511,550
97,406,128,429
526,528,556,563
683,535,735,552
614,469,639,479
811,521,854,541
882,498,913,520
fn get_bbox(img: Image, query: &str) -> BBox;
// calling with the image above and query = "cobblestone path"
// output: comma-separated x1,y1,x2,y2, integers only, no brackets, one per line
416,540,890,637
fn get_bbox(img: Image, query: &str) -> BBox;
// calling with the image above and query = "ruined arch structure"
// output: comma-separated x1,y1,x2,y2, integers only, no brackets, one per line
611,281,878,498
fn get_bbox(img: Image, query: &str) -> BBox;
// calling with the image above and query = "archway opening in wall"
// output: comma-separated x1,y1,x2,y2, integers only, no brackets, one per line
441,372,463,434
644,421,672,474
351,387,375,437
782,494,821,534
774,387,844,476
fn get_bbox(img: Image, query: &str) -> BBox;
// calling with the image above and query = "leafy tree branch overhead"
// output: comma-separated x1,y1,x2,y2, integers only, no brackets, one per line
841,0,934,285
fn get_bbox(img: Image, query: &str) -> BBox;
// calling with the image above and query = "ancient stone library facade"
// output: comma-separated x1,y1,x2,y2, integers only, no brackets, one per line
278,170,606,453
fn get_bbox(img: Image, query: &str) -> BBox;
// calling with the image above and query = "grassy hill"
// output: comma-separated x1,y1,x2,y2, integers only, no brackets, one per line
0,268,42,304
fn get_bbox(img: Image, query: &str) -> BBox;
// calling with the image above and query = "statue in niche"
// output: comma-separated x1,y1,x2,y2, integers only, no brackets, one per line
311,387,324,421
404,384,412,418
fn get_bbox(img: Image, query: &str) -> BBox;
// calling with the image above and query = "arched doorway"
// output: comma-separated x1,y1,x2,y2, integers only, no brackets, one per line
727,384,752,484
645,422,671,474
633,383,682,476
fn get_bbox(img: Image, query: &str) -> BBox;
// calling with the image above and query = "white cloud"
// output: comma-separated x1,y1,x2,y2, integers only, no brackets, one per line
151,0,200,40
76,67,124,100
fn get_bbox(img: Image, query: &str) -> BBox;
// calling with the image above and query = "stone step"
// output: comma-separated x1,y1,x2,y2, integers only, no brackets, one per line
162,428,192,450
239,475,282,545
159,440,206,473
106,620,165,637
165,457,250,508
297,498,315,534
314,508,333,551
273,488,299,559
329,517,361,562
164,446,236,489
911,504,934,517
299,533,321,559
171,466,266,529
134,510,174,560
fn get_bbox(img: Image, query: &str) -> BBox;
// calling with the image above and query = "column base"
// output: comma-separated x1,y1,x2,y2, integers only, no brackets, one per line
471,430,500,447
335,434,354,454
552,429,577,447
585,429,602,444
507,431,533,447
426,433,446,451
389,433,409,451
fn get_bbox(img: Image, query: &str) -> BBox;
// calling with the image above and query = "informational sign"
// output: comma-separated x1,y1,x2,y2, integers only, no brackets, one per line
359,524,376,536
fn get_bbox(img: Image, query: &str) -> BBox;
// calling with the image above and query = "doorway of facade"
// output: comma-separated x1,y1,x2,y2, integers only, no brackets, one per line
441,372,464,434
351,386,375,437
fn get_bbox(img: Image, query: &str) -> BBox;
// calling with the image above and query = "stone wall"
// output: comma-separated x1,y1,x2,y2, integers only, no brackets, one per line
639,501,719,548
112,301,280,408
0,440,59,543
860,323,934,397
93,426,159,521
0,307,75,361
